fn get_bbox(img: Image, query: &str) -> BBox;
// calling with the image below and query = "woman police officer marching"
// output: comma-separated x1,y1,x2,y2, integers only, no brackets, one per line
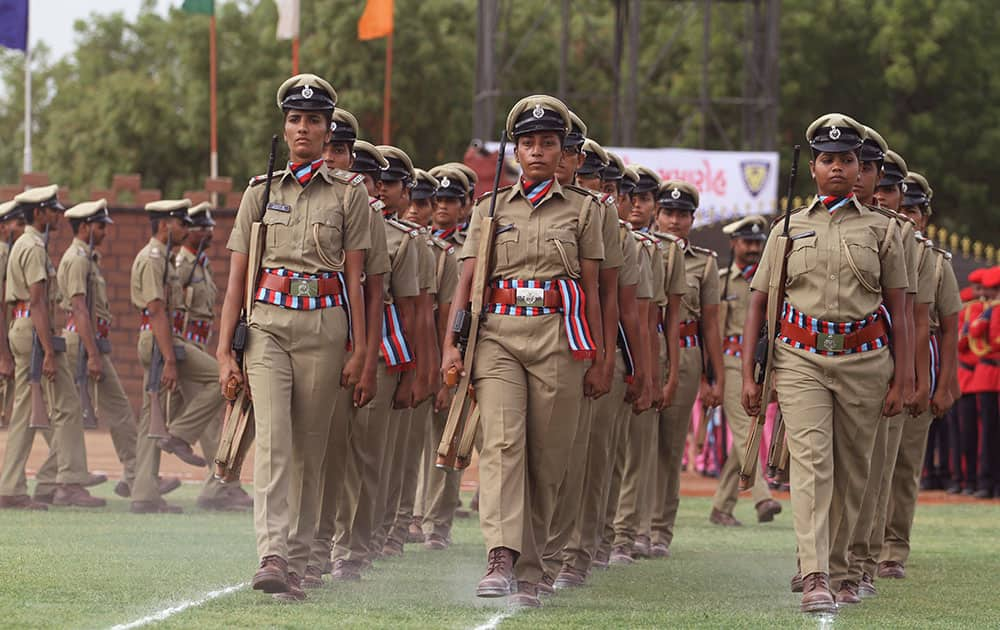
216,73,370,601
742,113,908,614
441,94,605,608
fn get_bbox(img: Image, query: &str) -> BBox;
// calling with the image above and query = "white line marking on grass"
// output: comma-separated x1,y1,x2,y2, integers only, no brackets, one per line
109,582,247,630
473,609,515,630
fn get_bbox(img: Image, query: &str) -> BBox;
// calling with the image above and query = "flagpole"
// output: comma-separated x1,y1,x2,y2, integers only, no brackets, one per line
382,30,392,144
292,36,299,74
22,31,31,173
209,13,218,184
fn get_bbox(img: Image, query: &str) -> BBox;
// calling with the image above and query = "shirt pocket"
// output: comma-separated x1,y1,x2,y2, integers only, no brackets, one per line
545,226,581,278
311,214,345,270
785,234,818,283
494,224,520,271
262,209,292,251
844,237,882,293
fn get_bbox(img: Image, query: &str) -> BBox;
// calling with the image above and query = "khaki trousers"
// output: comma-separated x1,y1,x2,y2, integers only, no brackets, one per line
421,407,464,537
0,319,88,496
602,400,631,551
613,407,656,547
651,346,702,547
881,409,934,565
246,303,347,575
474,314,584,585
414,401,436,520
35,332,137,494
307,374,355,569
563,353,627,572
774,343,891,575
864,415,904,576
376,406,412,549
711,355,772,513
332,361,396,564
391,398,431,543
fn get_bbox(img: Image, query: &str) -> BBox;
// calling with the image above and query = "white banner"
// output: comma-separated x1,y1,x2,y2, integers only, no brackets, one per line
487,143,779,227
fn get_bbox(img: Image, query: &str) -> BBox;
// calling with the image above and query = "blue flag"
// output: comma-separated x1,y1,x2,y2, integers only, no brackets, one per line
0,0,28,51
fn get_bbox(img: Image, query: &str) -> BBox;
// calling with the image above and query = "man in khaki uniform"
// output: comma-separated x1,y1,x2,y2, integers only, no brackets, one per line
650,180,724,558
306,121,392,586
880,172,961,580
328,144,421,580
130,199,223,514
172,202,250,512
709,216,781,525
0,186,104,509
0,200,27,430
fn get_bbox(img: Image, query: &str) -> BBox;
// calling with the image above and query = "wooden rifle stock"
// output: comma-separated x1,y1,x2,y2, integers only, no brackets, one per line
28,330,50,430
766,407,789,482
740,145,799,491
436,129,506,471
146,341,170,440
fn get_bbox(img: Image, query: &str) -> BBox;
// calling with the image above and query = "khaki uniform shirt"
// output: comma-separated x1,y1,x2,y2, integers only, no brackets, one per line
917,244,962,330
58,237,112,323
597,194,625,271
365,198,392,278
416,230,438,294
6,226,60,319
653,233,688,302
175,246,217,322
719,263,752,338
228,165,371,273
0,241,9,295
898,218,919,295
752,197,908,321
618,220,640,288
915,237,938,306
130,237,183,319
633,231,656,301
678,244,720,321
462,180,605,278
429,236,459,306
383,218,423,302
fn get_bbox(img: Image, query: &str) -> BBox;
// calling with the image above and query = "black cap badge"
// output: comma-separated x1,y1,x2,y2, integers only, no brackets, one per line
532,104,545,119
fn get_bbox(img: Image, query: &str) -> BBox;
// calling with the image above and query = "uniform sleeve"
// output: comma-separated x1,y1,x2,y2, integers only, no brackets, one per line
366,210,392,276
62,253,90,299
391,233,421,299
664,243,687,296
916,247,936,305
619,233,640,288
879,222,908,290
418,241,437,293
936,258,963,318
459,201,485,261
750,229,779,293
599,203,624,269
700,254,720,306
342,184,372,252
227,185,263,254
651,247,666,306
577,198,605,261
635,244,654,300
23,244,48,287
139,257,166,305
437,251,459,306
901,221,919,295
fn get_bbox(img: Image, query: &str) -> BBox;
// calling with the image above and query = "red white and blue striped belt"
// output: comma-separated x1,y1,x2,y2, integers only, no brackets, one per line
255,268,346,310
140,309,185,335
486,279,596,361
723,334,743,357
778,303,888,356
184,319,212,345
679,319,700,348
65,315,111,339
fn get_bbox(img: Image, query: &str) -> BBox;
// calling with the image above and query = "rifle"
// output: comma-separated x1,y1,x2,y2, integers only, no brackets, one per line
740,145,806,490
29,225,53,431
436,129,506,471
215,135,277,481
766,407,789,483
146,229,174,441
75,229,99,430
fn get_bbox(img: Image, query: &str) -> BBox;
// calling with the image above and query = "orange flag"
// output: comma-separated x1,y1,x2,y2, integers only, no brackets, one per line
358,0,393,40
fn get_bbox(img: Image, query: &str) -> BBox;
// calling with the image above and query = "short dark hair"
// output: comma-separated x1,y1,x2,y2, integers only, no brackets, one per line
23,207,35,225
150,217,161,234
69,218,83,233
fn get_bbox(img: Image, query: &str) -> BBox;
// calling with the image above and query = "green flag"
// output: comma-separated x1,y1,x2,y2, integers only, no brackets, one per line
181,0,214,14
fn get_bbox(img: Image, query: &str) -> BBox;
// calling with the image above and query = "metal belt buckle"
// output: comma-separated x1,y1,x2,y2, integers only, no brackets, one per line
289,278,318,297
816,333,845,352
515,287,545,307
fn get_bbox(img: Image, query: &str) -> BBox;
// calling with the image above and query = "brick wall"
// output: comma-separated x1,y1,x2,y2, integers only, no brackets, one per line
45,208,237,412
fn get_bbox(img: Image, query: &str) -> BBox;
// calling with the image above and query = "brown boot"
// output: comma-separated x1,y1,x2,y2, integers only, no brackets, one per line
650,542,671,558
53,484,106,508
382,538,404,557
554,565,587,589
800,572,836,614
158,436,207,467
634,535,651,558
790,571,804,593
509,582,542,608
32,490,55,504
273,572,306,602
83,473,108,487
593,547,610,569
858,573,877,598
331,559,362,581
252,555,289,593
877,560,905,579
114,481,131,498
197,491,251,512
835,580,861,605
407,518,425,543
225,484,252,507
302,565,324,589
159,477,182,496
537,573,555,596
424,532,448,551
476,547,515,597
609,545,635,566
710,508,743,527
0,494,48,510
755,498,782,523
130,499,182,514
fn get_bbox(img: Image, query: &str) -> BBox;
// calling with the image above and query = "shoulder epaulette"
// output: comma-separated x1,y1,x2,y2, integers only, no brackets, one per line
652,231,682,245
386,217,420,237
369,197,386,213
691,245,718,258
399,219,429,234
431,235,456,254
770,206,807,226
249,170,286,187
330,168,364,186
564,184,597,198
476,185,513,203
932,245,953,260
867,204,913,225
718,267,729,278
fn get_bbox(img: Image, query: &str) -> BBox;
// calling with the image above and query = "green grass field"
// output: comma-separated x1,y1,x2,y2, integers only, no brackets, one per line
0,484,997,629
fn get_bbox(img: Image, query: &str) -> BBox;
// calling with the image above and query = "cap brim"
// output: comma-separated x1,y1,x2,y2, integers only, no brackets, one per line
436,188,465,199
411,191,435,200
658,201,696,212
810,140,862,153
878,174,904,187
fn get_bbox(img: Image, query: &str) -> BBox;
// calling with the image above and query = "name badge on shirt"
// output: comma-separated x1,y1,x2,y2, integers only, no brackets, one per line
266,202,291,213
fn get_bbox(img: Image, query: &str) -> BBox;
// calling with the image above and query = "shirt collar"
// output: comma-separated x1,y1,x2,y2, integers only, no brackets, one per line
506,176,566,205
807,194,864,215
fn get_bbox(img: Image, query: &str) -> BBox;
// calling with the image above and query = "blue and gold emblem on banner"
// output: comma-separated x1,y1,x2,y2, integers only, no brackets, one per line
741,161,770,197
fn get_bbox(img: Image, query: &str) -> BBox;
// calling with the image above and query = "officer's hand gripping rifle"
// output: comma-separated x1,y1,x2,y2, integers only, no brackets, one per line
215,135,277,482
75,230,99,429
740,145,800,491
436,130,506,471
